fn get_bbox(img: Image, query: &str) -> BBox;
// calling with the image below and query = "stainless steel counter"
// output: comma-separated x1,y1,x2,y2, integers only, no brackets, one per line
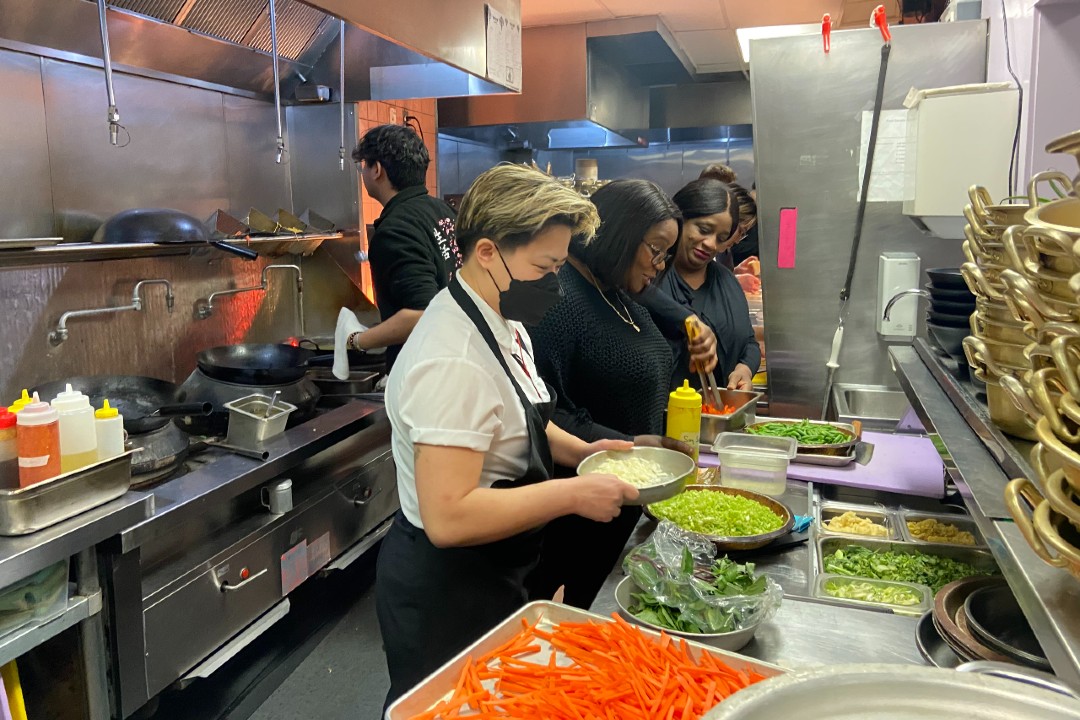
120,399,385,552
0,491,152,587
588,488,927,670
890,341,1080,691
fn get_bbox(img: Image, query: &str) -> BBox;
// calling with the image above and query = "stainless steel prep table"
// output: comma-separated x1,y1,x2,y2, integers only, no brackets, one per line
589,482,928,670
0,490,153,718
890,340,1080,691
102,400,398,719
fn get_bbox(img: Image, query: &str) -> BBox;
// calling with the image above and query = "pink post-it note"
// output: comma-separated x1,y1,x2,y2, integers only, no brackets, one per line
778,207,798,269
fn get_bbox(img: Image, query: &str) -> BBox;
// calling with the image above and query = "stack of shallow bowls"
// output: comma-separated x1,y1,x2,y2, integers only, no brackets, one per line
1001,128,1080,583
925,268,976,363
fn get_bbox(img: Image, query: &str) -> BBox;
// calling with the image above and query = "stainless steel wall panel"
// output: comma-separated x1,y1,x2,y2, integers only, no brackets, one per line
0,49,53,238
41,58,231,221
750,21,987,417
223,94,292,217
286,103,358,230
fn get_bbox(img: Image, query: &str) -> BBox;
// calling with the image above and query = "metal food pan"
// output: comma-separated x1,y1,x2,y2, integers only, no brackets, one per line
813,573,933,616
744,418,858,458
385,601,784,720
816,502,899,540
0,452,133,535
816,537,998,577
700,389,762,445
899,510,987,548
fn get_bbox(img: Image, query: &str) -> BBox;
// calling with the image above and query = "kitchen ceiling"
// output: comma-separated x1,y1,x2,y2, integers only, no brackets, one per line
520,0,902,74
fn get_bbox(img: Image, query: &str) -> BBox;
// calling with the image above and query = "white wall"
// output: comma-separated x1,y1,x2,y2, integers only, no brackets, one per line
982,0,1080,187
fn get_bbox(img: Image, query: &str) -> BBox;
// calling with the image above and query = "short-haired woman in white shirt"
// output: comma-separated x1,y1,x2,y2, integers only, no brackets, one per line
375,164,640,708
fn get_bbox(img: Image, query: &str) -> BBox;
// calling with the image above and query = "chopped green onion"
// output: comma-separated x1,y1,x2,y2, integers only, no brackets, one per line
649,490,784,536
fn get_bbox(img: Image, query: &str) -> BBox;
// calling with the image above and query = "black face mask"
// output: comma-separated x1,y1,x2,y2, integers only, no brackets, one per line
488,249,563,325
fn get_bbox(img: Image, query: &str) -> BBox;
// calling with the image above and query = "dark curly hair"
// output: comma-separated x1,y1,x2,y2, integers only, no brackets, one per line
352,124,429,190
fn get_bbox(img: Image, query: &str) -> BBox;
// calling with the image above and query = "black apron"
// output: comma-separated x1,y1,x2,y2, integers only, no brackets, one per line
376,279,555,708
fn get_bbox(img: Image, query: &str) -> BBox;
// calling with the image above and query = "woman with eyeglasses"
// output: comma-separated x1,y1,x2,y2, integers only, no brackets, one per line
525,179,694,609
651,178,761,392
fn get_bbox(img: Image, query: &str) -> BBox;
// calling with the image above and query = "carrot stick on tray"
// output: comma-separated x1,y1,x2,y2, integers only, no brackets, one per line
408,614,768,720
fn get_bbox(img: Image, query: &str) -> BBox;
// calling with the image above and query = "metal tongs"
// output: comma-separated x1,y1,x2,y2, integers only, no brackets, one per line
684,318,724,410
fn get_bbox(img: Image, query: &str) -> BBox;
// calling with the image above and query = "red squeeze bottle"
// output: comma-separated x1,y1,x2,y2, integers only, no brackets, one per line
16,393,61,487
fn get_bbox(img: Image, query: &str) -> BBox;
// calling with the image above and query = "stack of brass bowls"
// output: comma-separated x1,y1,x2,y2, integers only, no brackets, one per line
962,167,1076,441
998,129,1080,582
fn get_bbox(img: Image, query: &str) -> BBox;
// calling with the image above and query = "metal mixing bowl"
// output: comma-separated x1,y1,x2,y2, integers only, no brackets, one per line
577,447,696,506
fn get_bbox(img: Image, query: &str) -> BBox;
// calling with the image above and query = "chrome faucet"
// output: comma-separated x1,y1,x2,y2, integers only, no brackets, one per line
196,264,305,335
50,279,174,345
883,289,931,321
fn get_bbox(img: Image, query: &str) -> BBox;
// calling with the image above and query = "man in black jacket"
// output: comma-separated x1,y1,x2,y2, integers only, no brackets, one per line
335,124,459,377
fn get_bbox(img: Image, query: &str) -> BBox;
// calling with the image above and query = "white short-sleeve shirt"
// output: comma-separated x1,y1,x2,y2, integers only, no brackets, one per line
385,276,550,529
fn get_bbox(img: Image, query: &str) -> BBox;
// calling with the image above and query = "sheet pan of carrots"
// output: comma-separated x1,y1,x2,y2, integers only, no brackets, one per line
386,601,782,720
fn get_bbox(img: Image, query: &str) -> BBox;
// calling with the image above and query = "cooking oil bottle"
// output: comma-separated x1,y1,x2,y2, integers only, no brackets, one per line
50,384,98,473
666,380,702,461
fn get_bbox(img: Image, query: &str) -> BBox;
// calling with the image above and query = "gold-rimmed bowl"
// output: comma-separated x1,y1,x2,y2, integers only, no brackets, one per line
1005,477,1080,582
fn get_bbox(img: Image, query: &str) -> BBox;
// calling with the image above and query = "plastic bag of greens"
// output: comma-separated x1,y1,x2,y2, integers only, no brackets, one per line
623,521,782,634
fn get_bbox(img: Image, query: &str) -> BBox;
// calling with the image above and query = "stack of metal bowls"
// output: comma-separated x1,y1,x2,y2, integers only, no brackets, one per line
988,128,1080,582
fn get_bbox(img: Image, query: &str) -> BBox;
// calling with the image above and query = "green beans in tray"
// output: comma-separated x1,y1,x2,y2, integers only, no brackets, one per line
746,419,851,446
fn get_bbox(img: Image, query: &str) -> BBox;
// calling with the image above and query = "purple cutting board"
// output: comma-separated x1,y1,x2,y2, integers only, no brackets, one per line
699,431,945,498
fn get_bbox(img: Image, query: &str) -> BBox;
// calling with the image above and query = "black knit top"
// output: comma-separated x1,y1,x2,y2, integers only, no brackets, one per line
529,263,674,442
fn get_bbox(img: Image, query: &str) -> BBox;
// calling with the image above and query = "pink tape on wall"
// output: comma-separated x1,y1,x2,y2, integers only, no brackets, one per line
778,207,798,269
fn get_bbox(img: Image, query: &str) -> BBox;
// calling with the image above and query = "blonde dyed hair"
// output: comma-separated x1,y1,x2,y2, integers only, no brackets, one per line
700,163,737,184
456,164,600,256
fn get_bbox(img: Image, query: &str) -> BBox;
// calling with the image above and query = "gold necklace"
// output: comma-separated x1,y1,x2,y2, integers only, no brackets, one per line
588,275,640,332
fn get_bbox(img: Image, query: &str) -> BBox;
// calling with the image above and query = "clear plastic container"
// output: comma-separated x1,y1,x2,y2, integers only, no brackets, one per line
814,573,932,615
817,501,898,540
712,432,797,497
0,559,70,638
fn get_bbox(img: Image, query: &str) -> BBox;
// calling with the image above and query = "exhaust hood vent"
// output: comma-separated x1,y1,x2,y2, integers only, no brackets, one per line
5,0,519,100
85,0,329,61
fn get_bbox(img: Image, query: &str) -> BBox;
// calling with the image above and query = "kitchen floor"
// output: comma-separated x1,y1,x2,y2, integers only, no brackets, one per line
149,550,390,720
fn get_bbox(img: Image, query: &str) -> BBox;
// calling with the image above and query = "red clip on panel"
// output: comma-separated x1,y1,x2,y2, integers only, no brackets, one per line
871,4,892,43
822,14,831,54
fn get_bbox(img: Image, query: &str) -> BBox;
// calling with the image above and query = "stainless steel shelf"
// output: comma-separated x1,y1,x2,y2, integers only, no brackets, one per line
890,342,1080,691
0,234,344,268
0,592,100,668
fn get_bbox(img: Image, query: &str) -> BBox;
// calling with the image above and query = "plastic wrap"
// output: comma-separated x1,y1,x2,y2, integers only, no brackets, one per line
623,521,782,633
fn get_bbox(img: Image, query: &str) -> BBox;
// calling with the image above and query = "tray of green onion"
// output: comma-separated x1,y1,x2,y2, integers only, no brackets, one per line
645,486,794,551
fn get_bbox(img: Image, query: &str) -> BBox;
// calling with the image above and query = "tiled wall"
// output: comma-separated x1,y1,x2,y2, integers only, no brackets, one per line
355,98,440,304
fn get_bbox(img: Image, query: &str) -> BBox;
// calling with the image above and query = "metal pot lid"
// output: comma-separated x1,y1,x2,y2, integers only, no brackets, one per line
703,664,1080,720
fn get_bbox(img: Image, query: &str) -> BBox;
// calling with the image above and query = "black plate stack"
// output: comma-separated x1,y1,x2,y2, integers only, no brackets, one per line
925,267,976,363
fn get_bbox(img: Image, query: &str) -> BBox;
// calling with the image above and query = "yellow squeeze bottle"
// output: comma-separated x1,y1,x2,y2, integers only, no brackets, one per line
666,380,702,461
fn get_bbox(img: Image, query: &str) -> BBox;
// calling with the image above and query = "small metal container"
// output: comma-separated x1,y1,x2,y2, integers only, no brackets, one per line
0,452,133,535
814,573,932,615
900,510,986,548
223,394,297,449
816,501,898,540
700,389,761,445
578,447,696,506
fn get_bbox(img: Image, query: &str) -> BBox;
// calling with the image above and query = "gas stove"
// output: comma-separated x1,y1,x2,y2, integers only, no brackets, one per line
176,368,320,436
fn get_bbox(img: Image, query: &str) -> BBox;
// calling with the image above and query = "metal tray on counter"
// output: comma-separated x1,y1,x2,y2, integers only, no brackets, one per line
0,452,133,535
385,600,784,720
700,389,761,445
815,501,899,541
898,509,987,548
816,536,999,577
741,418,860,466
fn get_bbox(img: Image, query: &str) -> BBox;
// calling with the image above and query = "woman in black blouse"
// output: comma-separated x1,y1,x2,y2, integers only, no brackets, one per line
526,179,690,608
657,178,760,391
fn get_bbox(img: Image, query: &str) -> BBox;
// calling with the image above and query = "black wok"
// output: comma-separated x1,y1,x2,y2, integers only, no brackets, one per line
32,375,211,434
92,208,257,260
284,336,386,372
197,344,315,384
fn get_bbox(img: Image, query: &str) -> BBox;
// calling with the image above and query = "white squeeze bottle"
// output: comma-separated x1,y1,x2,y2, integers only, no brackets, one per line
50,384,99,473
95,399,125,461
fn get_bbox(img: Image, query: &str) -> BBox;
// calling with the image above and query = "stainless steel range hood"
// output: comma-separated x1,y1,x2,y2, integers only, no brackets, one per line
0,0,519,100
440,17,695,150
